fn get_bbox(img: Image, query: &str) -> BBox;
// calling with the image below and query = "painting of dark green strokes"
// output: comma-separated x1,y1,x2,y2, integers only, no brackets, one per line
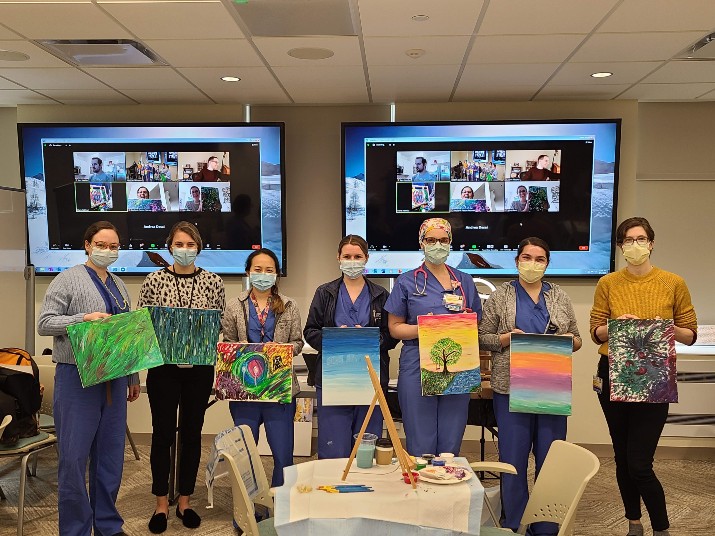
67,308,164,388
149,306,221,365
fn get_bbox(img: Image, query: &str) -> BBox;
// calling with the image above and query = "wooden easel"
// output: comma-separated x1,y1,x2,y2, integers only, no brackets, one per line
341,356,416,489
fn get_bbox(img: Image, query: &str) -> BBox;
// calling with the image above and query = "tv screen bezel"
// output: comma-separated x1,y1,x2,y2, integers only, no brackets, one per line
19,121,288,277
341,118,621,279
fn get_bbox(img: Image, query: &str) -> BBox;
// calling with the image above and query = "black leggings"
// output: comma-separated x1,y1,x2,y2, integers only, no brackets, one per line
147,364,214,497
597,355,669,531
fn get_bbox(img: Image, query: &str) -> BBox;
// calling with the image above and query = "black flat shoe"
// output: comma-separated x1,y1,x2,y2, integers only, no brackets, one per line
148,511,168,534
176,505,201,529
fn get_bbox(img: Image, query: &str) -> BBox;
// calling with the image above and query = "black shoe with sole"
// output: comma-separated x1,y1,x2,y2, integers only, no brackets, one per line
176,505,201,529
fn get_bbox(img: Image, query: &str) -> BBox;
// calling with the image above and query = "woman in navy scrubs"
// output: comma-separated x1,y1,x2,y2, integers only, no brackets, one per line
384,218,482,456
304,235,397,459
222,248,304,486
479,237,581,536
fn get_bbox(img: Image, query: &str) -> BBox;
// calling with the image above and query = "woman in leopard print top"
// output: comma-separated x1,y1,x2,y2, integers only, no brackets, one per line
137,221,225,533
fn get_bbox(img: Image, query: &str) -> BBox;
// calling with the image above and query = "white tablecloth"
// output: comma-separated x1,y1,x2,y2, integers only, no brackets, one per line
274,457,484,536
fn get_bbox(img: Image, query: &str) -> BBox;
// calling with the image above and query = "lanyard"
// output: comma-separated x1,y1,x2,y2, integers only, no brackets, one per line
172,270,197,309
250,292,272,342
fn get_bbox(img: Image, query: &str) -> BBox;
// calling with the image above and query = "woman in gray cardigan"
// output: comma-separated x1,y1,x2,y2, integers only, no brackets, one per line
221,248,304,487
37,221,140,536
479,237,581,536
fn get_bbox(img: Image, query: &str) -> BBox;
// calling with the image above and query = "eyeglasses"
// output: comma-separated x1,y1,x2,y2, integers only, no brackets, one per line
621,237,649,247
93,242,120,251
422,237,451,246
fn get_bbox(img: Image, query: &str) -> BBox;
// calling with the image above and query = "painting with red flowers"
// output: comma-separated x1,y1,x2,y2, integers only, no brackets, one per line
608,319,677,403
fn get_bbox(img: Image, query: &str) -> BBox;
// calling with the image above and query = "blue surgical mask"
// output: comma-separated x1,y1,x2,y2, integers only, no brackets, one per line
250,272,277,291
90,247,118,268
172,247,198,267
423,242,450,265
340,260,366,279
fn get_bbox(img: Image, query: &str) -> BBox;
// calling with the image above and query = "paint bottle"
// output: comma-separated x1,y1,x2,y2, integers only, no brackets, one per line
375,438,394,465
432,457,446,467
421,454,435,465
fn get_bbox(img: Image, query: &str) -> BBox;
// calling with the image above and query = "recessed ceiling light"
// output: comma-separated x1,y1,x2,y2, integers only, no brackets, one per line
590,72,613,78
221,76,241,82
0,49,30,62
287,47,334,60
411,14,430,22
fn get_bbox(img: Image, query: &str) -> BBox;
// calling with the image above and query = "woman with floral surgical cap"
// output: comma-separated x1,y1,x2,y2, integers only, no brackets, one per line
384,218,482,456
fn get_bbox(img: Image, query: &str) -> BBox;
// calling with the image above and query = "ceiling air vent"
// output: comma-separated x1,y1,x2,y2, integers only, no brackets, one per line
37,40,167,67
675,32,715,61
232,0,356,37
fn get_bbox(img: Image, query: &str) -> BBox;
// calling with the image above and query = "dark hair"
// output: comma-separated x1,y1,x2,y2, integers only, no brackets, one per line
137,186,149,194
517,185,527,193
246,248,285,315
208,156,218,163
337,234,368,257
536,154,548,164
166,221,203,253
416,157,427,165
616,217,655,244
92,156,102,166
190,185,199,193
461,185,473,195
515,237,550,263
83,221,119,255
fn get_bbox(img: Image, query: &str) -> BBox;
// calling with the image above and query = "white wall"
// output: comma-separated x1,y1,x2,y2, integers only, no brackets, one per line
2,100,712,447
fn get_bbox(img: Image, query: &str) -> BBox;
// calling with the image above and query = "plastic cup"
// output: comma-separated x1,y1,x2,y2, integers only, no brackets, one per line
354,433,378,468
402,471,419,484
375,438,394,465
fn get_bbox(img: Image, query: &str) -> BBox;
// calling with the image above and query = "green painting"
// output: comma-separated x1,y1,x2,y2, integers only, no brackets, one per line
67,308,164,388
148,306,221,365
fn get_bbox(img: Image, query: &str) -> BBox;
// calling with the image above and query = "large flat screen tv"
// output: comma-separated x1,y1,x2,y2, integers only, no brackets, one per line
343,119,620,277
20,123,286,275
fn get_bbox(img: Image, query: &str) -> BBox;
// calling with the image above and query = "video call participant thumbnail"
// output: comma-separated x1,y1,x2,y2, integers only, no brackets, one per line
521,155,559,181
195,156,222,182
90,157,109,182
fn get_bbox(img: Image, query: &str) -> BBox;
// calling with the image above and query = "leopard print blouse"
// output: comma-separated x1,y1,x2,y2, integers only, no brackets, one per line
137,267,225,312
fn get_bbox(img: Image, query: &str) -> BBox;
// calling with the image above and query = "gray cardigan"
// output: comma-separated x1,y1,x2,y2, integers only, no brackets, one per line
37,264,139,385
479,281,581,394
221,289,304,397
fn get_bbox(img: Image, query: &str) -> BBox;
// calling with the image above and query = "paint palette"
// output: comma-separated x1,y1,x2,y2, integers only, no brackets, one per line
418,465,473,484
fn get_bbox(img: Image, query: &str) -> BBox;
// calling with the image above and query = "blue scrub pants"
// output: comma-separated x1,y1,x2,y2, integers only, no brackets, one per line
316,387,384,459
54,363,128,536
493,392,566,536
229,400,296,487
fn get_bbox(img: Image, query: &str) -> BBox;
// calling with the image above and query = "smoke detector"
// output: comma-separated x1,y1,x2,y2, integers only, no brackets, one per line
405,49,426,59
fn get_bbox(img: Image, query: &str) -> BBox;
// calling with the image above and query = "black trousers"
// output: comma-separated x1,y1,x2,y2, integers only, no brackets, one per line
597,355,669,531
147,364,214,497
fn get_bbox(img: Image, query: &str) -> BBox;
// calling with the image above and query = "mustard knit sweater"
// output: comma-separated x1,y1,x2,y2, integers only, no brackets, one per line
590,266,698,355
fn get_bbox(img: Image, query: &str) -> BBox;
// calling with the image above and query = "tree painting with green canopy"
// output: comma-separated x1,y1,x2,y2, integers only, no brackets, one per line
430,337,462,375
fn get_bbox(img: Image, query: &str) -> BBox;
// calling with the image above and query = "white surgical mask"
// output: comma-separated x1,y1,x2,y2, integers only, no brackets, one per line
518,260,547,284
250,272,277,291
90,247,118,268
424,242,450,265
172,247,198,267
622,242,650,266
340,260,366,279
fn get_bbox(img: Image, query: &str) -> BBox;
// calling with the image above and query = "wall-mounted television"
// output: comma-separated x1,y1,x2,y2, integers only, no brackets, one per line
20,123,286,275
342,120,620,277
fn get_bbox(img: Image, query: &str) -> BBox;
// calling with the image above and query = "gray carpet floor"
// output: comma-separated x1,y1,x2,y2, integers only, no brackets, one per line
1,443,714,535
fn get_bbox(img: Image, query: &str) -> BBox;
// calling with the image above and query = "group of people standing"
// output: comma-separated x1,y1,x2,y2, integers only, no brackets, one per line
38,215,696,536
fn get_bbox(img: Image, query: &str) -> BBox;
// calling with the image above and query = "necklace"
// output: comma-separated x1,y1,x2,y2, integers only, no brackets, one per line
172,268,197,308
101,275,128,312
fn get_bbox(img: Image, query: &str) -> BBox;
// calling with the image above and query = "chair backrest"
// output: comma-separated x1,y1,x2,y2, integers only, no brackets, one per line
519,440,600,536
0,414,12,439
224,450,261,536
36,364,56,416
237,424,273,515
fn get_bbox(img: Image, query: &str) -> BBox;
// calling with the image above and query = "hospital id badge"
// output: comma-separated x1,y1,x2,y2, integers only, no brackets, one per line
592,375,603,394
443,293,464,312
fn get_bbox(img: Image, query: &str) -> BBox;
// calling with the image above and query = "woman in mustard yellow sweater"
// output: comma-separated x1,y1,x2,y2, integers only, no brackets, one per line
590,217,697,536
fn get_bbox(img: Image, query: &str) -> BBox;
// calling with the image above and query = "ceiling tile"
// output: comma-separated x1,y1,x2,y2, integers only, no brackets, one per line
572,32,705,62
100,1,244,40
39,88,133,105
453,85,542,101
0,40,72,68
642,61,715,83
0,76,22,90
535,84,631,100
178,66,288,104
358,0,484,37
0,3,132,40
618,82,715,100
0,68,108,90
479,0,619,35
144,39,263,68
0,89,55,105
120,88,212,104
0,23,22,40
550,61,661,85
369,64,460,102
273,65,368,103
365,36,471,66
468,34,586,64
600,0,715,32
253,36,362,67
84,67,193,90
459,62,561,87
